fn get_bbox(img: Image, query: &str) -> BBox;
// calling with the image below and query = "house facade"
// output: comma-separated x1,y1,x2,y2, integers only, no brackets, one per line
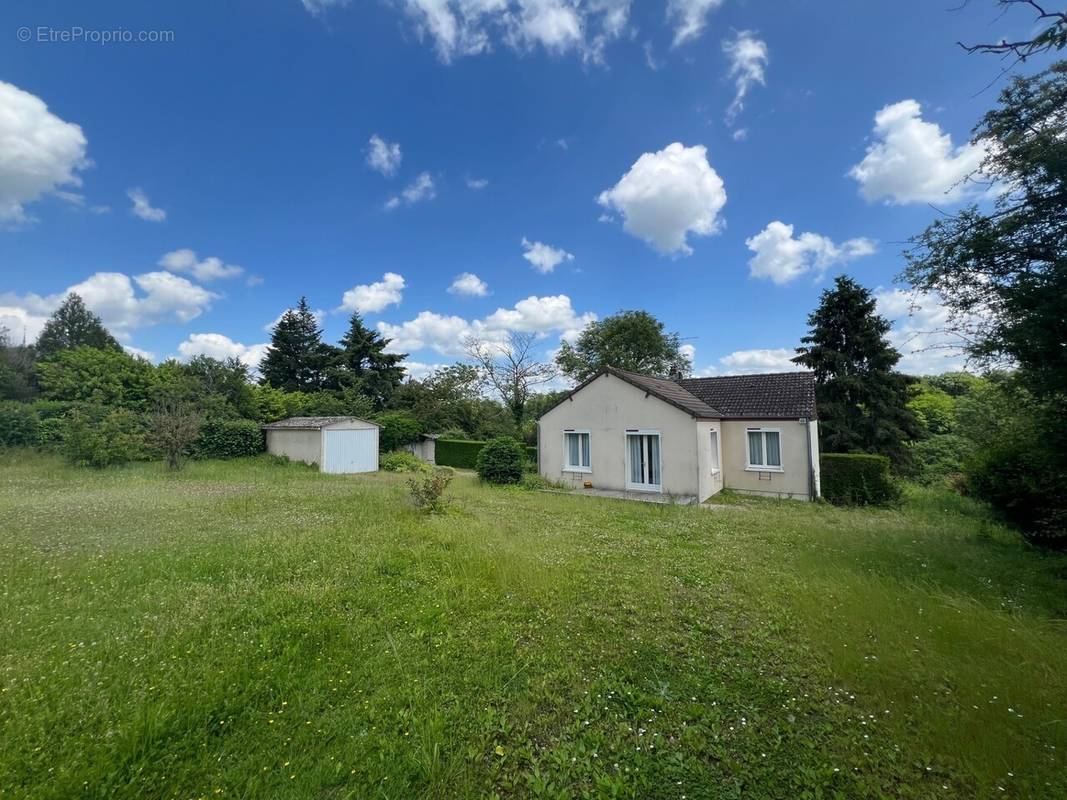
537,367,820,503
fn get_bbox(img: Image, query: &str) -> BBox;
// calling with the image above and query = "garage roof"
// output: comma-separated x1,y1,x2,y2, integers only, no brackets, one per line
261,416,377,430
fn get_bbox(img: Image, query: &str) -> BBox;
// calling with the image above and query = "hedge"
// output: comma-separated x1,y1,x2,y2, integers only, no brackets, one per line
436,438,537,470
820,453,900,506
475,437,526,484
195,419,264,460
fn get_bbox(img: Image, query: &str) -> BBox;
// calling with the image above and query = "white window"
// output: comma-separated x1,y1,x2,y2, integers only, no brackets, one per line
709,430,720,473
746,428,783,471
625,431,661,491
563,430,591,472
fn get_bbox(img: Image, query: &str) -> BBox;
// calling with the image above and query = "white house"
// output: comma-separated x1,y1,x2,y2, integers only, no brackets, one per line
262,416,379,474
537,367,820,503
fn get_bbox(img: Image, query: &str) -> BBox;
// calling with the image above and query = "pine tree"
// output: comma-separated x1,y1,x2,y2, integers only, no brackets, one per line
333,313,407,408
793,276,920,466
260,298,327,392
36,294,120,359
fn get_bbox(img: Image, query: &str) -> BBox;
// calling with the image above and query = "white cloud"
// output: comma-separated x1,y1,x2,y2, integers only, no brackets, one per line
177,333,270,371
159,249,244,282
378,293,595,357
127,187,166,222
874,288,975,374
732,128,748,142
723,31,768,124
668,0,725,47
521,237,574,273
448,272,489,296
597,142,727,256
0,271,217,338
849,100,986,205
301,0,349,15
340,272,406,314
123,345,156,361
403,360,448,380
719,348,802,374
0,81,90,225
679,343,696,362
466,176,489,190
385,172,436,210
746,221,876,285
366,134,402,177
395,0,630,63
0,305,48,344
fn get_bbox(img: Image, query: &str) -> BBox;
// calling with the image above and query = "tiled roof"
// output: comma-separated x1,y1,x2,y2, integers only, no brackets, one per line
606,367,722,418
261,416,375,430
678,372,816,419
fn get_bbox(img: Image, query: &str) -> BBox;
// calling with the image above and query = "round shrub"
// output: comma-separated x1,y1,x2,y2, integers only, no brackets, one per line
0,401,39,447
380,451,428,473
62,406,145,468
195,419,264,460
475,436,526,484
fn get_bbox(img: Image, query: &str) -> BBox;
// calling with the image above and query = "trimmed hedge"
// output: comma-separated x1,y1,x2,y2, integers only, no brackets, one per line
436,438,537,470
821,453,900,506
195,419,264,460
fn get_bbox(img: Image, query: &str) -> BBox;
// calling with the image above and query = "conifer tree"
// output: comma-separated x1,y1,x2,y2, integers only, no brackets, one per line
793,276,920,466
36,294,120,359
260,297,327,392
334,312,407,408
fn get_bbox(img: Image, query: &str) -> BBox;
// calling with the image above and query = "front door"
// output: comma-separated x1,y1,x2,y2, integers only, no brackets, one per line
625,431,661,492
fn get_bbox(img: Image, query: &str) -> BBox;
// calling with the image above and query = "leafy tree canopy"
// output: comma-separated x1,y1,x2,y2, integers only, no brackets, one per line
36,294,120,359
556,310,691,383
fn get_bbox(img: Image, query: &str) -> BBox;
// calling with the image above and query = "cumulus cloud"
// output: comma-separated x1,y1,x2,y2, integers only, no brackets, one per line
403,360,448,380
723,31,768,124
0,271,217,340
849,100,986,205
521,237,574,273
159,249,244,282
366,134,402,177
668,0,725,47
448,272,489,296
377,294,595,357
0,305,48,344
395,0,630,63
746,221,876,285
0,81,90,225
127,187,166,222
718,348,801,374
177,332,270,371
340,272,406,314
597,142,727,256
874,288,975,374
385,172,436,210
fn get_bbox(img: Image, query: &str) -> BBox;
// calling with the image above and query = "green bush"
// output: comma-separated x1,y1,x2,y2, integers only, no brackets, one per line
380,451,428,473
376,412,423,453
195,419,264,459
904,434,974,485
820,453,900,506
408,468,454,513
62,406,145,468
35,416,66,451
475,437,526,485
0,401,38,447
436,439,484,469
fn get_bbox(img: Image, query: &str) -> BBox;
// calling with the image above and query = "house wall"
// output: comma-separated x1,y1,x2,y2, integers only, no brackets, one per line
266,429,322,466
720,419,816,500
538,372,702,499
696,419,725,502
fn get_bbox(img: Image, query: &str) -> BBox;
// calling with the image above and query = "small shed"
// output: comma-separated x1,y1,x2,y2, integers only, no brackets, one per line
403,433,439,465
262,417,379,474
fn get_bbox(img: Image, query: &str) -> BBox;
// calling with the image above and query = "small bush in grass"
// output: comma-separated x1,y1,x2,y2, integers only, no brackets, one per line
196,419,263,459
475,436,526,484
0,401,38,447
821,453,900,506
380,451,428,473
62,406,145,468
408,467,453,513
148,401,203,470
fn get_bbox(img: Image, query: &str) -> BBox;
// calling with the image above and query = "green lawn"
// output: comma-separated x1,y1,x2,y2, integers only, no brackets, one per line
1,453,1065,799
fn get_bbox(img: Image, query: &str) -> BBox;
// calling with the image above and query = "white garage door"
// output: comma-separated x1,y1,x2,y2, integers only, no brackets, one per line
322,429,378,474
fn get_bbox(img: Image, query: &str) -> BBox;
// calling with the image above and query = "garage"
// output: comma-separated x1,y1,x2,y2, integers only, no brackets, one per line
262,417,379,474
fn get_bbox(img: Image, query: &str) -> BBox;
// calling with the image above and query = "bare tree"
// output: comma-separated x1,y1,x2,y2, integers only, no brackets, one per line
148,399,203,470
462,331,556,426
958,1,1066,61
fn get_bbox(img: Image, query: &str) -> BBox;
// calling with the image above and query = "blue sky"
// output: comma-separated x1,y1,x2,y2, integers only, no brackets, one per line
0,0,1052,379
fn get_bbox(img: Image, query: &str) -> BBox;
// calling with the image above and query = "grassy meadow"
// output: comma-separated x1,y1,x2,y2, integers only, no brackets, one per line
1,452,1065,799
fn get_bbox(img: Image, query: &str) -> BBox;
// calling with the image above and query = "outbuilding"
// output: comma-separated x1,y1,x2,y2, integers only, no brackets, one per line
262,416,379,474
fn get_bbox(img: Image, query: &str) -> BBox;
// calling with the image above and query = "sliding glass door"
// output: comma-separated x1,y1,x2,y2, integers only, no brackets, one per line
626,431,661,491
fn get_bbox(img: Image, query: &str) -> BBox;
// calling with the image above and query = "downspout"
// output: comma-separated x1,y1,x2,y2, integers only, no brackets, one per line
803,418,815,501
